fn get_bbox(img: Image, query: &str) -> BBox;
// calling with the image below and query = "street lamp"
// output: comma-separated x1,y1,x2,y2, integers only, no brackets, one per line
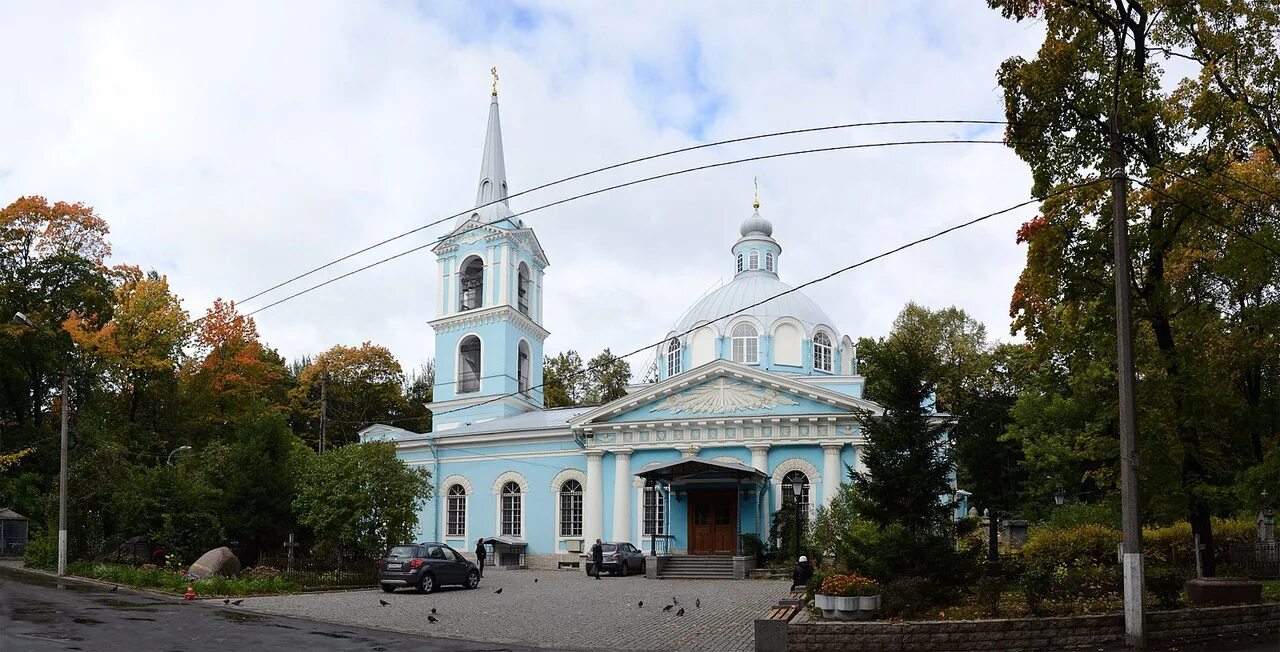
12,311,71,577
790,479,804,561
1054,489,1066,507
167,445,193,466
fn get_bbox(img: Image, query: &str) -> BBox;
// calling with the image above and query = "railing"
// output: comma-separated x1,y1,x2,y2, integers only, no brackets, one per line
254,553,380,590
1163,541,1279,579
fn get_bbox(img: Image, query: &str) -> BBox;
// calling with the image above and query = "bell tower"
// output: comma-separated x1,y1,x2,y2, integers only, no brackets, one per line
427,77,548,430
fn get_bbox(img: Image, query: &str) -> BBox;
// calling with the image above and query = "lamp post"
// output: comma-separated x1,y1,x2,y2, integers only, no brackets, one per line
167,445,192,467
1054,490,1066,507
13,311,71,577
790,479,803,561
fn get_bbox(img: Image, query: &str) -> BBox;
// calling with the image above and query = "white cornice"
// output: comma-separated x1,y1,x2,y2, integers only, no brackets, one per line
429,304,549,340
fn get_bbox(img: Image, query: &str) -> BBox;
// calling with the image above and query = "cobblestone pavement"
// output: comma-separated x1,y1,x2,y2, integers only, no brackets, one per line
226,570,791,651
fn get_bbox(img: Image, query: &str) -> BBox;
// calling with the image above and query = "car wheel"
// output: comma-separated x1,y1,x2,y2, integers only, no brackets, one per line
419,573,435,593
466,570,480,589
380,584,396,593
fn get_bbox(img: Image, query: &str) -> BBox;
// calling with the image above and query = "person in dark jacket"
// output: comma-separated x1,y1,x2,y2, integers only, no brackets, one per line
791,555,813,590
589,539,604,580
475,539,487,578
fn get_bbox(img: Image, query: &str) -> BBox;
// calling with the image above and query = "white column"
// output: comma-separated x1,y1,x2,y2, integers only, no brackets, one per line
747,443,770,473
611,449,632,542
497,243,509,306
584,450,605,545
821,442,844,507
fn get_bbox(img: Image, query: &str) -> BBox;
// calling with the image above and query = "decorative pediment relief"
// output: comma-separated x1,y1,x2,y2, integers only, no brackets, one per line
648,378,800,414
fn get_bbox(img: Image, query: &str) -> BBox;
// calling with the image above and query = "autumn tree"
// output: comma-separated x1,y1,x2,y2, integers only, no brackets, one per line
184,298,288,423
989,0,1280,574
289,342,409,447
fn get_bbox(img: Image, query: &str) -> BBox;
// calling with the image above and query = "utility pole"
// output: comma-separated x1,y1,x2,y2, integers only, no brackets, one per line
1109,17,1145,646
319,371,326,453
57,371,69,577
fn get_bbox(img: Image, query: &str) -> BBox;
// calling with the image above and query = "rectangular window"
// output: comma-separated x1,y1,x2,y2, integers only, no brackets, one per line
560,491,583,537
733,338,759,364
446,494,466,537
643,486,666,535
502,494,522,537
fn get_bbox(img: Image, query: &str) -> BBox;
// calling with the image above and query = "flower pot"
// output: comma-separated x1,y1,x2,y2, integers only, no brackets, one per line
834,596,860,612
859,595,881,611
815,593,837,619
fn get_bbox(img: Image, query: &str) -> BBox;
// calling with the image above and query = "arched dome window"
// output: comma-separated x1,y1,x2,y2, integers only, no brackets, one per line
459,256,484,311
731,323,759,364
736,254,744,273
458,335,482,393
813,332,833,373
517,262,531,315
765,252,774,272
749,250,760,270
665,338,682,377
518,340,531,395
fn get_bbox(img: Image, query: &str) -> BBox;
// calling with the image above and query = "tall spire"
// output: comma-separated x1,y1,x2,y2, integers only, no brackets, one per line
474,70,509,212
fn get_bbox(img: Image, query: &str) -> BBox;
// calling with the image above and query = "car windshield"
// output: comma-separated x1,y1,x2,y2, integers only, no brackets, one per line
387,546,416,558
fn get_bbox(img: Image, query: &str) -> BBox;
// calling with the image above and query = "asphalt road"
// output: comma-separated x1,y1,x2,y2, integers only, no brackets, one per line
0,566,569,652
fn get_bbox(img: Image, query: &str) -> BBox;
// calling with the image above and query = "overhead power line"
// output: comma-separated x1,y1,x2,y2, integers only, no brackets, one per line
236,120,1020,307
417,176,1111,423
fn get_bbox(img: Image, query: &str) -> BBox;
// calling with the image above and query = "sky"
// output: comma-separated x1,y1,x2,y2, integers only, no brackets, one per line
0,1,1049,377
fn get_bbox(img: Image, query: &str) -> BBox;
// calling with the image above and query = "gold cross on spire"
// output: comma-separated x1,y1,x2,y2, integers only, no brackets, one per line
753,177,761,210
490,67,499,96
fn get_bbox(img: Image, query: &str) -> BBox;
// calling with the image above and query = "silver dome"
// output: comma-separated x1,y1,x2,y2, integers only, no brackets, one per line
673,272,836,337
739,210,773,237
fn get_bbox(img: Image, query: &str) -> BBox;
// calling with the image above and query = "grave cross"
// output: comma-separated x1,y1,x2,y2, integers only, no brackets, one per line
283,532,300,572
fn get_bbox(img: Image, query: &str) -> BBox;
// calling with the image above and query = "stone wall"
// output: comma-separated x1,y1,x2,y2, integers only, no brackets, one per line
785,603,1280,651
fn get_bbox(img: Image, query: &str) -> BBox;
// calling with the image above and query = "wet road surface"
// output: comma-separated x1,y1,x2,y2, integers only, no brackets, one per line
0,566,571,652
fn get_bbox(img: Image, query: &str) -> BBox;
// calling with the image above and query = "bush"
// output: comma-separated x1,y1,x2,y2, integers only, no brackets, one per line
806,571,828,599
818,573,879,597
975,576,1007,617
22,530,56,571
1144,518,1256,565
1145,566,1190,609
1022,523,1121,569
1043,502,1121,530
880,576,935,619
1016,562,1055,615
739,534,768,565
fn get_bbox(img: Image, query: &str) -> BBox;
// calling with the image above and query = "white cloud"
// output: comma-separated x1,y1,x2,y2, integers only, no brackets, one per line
0,0,1046,374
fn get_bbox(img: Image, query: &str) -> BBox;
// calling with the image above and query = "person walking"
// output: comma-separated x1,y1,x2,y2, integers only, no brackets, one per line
589,538,604,580
791,555,813,591
475,538,487,579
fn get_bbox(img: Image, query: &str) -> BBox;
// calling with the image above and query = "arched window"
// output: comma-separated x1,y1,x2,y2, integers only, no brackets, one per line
458,336,481,393
559,479,583,537
765,252,774,272
813,332,833,373
731,323,759,364
665,338,682,377
446,484,467,537
517,340,531,396
749,250,759,270
501,481,522,537
459,257,485,311
517,262,531,315
736,254,744,273
782,470,811,523
643,480,666,535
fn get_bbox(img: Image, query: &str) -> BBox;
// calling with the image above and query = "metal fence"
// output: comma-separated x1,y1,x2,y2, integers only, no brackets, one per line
254,553,379,590
1166,542,1279,579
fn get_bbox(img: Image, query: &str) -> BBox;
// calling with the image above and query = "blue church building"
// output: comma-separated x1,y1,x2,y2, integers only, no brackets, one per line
363,85,894,575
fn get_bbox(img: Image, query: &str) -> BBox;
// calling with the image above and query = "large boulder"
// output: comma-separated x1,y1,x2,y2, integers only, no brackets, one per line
186,547,241,580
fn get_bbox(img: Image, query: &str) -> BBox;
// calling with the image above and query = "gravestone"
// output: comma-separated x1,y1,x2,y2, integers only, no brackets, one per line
187,546,241,580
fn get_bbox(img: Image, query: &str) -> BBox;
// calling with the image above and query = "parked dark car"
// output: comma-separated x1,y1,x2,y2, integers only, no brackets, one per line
378,542,480,593
580,541,646,576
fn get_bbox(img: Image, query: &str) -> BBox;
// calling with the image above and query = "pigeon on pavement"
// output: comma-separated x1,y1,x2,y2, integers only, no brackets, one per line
231,599,243,606
662,605,673,612
494,588,503,594
428,615,438,623
676,608,686,617
223,599,230,604
637,601,643,608
534,578,538,583
379,599,389,606
430,608,437,614
696,598,701,609
672,596,680,605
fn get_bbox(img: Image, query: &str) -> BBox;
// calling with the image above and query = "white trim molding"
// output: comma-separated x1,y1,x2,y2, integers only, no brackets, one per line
493,471,530,539
492,470,531,495
549,467,587,491
440,474,473,542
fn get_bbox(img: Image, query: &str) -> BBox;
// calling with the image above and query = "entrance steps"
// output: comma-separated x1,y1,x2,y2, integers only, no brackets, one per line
658,555,736,580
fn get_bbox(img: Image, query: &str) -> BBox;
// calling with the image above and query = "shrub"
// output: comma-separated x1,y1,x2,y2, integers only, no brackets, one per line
975,576,1008,617
1145,566,1190,609
1017,562,1055,615
1043,502,1122,530
880,576,935,619
243,565,281,580
22,530,57,571
806,571,828,599
1144,518,1256,565
1022,523,1121,569
818,573,879,597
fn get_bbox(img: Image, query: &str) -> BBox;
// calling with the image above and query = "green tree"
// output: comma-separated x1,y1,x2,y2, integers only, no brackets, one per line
543,350,586,407
289,342,409,447
292,441,432,557
988,0,1280,575
584,348,631,405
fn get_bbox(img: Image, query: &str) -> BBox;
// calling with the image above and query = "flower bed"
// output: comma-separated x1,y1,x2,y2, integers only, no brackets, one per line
814,574,881,621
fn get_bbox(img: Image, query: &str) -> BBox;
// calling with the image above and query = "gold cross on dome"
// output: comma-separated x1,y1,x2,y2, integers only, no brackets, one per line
491,67,499,96
753,177,761,210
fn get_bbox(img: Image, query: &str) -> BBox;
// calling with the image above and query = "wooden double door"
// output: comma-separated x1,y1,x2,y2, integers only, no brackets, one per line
688,489,737,555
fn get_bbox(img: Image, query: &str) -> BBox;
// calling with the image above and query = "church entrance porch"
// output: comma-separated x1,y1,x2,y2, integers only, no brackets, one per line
688,489,738,555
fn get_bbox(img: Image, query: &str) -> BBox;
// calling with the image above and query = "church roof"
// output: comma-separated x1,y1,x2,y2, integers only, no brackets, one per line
673,272,836,336
400,406,595,442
